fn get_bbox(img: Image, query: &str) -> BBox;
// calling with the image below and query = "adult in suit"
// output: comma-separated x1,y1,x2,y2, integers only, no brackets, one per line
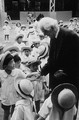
37,17,79,120
37,17,79,94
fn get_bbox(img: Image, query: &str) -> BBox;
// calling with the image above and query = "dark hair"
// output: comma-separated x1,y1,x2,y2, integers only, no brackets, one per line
36,14,44,21
14,54,21,63
3,53,13,69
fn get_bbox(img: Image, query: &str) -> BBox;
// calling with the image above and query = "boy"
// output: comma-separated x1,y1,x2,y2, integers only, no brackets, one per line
3,20,11,41
11,79,34,120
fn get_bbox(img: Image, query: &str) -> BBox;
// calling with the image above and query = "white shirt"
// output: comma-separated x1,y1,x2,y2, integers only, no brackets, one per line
11,99,34,120
0,68,26,105
15,27,21,35
3,25,11,35
38,96,77,120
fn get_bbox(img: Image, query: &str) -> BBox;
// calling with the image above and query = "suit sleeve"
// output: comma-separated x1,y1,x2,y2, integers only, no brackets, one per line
40,61,50,76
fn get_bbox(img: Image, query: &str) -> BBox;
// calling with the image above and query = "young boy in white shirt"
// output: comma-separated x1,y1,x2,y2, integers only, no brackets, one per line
3,20,11,41
37,83,78,120
11,79,34,120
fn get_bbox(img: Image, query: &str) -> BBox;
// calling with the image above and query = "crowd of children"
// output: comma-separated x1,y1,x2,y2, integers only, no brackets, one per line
0,13,79,120
0,13,51,120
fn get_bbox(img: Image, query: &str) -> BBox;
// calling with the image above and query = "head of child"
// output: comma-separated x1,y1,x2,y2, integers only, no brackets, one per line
27,60,41,72
1,51,15,74
14,79,33,100
4,20,9,26
23,47,32,57
16,22,21,27
21,25,26,31
7,46,19,54
32,41,40,48
73,18,78,25
51,83,78,112
16,34,24,44
13,53,21,68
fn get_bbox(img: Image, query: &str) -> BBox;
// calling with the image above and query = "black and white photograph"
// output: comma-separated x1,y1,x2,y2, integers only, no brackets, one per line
0,0,79,120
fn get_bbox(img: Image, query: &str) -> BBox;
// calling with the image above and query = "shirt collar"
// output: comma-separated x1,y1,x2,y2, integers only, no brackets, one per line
3,69,16,78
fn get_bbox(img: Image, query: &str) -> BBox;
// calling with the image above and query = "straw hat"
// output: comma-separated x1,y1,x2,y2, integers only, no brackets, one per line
15,34,24,41
38,42,49,59
1,51,13,69
4,46,20,53
21,46,32,52
51,83,78,111
21,24,26,28
4,20,9,23
14,79,33,99
26,59,41,67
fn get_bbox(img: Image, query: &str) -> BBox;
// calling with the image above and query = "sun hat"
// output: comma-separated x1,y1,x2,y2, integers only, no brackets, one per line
26,59,41,67
21,46,32,52
38,42,49,59
51,83,78,111
14,79,33,99
21,24,26,28
69,18,73,22
15,34,24,41
73,17,78,21
4,46,20,53
1,51,13,69
4,20,9,23
58,20,63,24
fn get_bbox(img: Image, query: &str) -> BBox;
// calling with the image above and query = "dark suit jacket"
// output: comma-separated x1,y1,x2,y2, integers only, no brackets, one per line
41,28,79,91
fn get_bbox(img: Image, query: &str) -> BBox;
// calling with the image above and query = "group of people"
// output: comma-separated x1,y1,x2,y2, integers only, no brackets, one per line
0,15,79,120
58,17,79,34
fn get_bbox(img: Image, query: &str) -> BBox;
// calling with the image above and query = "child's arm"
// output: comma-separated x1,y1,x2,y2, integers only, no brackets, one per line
26,72,41,81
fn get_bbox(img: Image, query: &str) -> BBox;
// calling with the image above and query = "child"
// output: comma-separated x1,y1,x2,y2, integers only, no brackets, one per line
13,53,21,69
14,34,25,51
26,59,44,113
3,20,11,41
0,51,27,120
37,83,78,120
11,79,34,120
21,46,32,64
14,22,21,36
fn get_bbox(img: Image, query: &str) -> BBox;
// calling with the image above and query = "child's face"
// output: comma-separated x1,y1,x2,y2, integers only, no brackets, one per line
17,23,21,27
21,27,26,31
15,60,21,68
17,37,22,44
34,43,40,48
7,59,15,70
24,50,31,56
5,22,8,26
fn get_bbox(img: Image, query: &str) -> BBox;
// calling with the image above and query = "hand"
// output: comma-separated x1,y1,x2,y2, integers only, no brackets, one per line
26,72,41,81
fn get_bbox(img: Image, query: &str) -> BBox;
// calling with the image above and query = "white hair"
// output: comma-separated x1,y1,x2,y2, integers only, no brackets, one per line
38,17,59,33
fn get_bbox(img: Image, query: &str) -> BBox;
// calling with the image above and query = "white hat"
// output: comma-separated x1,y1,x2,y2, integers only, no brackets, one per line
38,42,49,59
15,34,24,41
21,46,32,52
14,79,33,99
4,46,20,53
51,83,78,111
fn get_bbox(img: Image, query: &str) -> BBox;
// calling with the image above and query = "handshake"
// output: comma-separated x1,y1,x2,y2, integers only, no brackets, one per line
26,72,41,81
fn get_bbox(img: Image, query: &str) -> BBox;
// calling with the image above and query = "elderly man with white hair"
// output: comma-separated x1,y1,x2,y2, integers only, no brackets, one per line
37,17,79,119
